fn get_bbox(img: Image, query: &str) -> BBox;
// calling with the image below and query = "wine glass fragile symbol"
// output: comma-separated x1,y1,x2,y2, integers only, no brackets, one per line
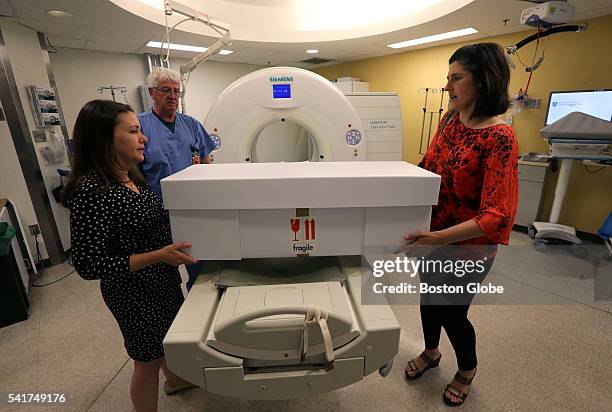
290,219,300,241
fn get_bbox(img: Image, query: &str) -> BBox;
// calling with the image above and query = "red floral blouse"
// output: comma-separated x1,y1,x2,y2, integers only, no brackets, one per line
421,113,519,245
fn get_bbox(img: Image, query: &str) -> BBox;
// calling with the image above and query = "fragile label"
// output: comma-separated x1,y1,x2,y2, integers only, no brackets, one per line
289,216,317,254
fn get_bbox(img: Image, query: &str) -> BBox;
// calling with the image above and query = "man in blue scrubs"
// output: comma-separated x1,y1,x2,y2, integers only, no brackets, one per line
139,67,215,290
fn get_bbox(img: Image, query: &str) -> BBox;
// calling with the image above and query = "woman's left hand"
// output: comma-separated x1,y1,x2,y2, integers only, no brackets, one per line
405,231,448,245
395,230,449,256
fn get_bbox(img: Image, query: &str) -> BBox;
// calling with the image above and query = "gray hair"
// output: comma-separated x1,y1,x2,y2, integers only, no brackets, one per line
146,67,181,88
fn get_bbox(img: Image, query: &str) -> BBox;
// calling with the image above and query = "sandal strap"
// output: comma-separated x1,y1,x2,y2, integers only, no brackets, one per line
445,383,467,399
406,359,418,372
454,371,475,385
419,351,435,364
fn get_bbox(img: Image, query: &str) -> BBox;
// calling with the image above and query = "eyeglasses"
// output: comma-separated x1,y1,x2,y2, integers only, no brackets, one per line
153,87,183,97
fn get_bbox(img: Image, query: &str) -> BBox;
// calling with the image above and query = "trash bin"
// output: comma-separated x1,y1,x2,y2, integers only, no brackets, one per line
598,212,612,240
0,222,29,328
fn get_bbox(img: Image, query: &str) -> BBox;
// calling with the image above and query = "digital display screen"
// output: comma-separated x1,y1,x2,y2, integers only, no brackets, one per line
273,84,291,99
545,90,612,125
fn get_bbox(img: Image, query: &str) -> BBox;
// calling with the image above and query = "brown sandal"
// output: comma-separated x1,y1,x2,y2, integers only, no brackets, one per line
404,351,441,380
443,369,477,406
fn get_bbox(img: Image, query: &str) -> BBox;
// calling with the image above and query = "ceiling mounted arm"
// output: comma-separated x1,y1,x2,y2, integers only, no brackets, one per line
180,32,231,75
506,23,586,54
164,0,230,37
163,0,232,114
163,0,232,74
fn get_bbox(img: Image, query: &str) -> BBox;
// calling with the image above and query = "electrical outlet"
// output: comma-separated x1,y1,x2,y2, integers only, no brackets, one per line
29,224,40,236
525,98,541,109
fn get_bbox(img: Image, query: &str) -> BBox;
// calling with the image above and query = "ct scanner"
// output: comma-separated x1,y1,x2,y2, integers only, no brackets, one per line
161,67,440,400
203,67,366,163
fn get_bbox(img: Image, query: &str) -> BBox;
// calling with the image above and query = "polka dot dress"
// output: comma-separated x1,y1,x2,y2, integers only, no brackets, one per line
69,172,184,362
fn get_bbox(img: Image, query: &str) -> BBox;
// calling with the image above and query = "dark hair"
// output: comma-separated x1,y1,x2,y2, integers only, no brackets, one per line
449,42,510,119
62,100,146,207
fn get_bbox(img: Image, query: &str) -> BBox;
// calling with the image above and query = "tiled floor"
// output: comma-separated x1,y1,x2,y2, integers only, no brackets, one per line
1,232,610,411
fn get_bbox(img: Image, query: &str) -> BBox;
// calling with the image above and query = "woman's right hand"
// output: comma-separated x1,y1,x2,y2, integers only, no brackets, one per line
156,242,197,267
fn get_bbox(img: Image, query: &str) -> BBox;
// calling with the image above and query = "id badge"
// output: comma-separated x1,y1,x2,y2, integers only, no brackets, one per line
191,148,200,164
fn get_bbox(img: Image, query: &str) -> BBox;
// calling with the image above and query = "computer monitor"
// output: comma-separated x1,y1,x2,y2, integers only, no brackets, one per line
544,89,612,126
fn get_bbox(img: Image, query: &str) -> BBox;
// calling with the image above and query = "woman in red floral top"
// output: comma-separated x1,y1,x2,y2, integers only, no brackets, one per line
403,43,518,406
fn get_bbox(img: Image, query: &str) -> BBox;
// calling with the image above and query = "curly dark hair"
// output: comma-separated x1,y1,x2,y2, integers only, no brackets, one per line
62,100,146,207
449,42,511,119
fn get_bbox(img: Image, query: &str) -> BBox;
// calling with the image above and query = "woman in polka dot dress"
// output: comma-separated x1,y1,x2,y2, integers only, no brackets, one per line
63,100,198,411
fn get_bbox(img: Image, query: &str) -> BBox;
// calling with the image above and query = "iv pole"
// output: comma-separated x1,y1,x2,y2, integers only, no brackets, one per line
97,85,128,103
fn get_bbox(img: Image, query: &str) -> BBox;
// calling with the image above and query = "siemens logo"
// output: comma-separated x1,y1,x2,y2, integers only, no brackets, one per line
270,76,293,82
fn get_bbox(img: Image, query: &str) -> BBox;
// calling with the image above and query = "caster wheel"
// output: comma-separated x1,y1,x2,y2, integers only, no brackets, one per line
379,359,393,377
534,239,548,252
528,225,536,239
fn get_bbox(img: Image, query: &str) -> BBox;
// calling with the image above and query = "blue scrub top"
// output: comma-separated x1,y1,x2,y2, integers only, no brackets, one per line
138,110,215,202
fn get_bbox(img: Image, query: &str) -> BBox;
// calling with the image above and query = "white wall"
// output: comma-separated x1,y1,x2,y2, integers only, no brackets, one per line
50,48,264,135
49,48,148,134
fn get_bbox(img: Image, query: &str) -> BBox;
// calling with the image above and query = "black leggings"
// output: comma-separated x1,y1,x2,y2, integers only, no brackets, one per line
421,304,477,370
418,246,496,371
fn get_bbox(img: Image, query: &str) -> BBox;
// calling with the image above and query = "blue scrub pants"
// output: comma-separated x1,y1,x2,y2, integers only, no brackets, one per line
185,261,203,291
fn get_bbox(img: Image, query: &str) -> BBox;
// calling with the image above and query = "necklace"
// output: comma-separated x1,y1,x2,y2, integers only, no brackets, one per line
121,178,138,192
117,169,139,192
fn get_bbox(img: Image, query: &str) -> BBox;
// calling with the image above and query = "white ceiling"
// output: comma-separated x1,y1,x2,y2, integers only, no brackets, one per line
113,0,475,42
2,0,611,69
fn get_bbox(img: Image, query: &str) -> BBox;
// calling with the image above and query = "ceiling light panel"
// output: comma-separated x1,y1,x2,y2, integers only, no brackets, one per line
387,27,478,48
146,41,233,55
